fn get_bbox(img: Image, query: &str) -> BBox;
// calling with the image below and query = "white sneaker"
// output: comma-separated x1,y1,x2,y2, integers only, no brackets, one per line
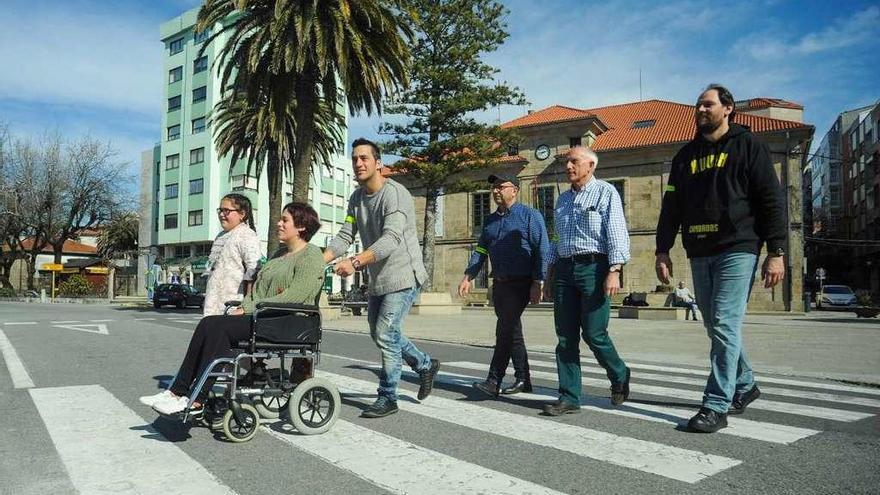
139,390,174,407
152,395,191,415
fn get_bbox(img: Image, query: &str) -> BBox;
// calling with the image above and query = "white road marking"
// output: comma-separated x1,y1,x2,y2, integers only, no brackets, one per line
322,354,818,445
445,362,873,422
3,321,37,326
89,319,114,322
134,317,157,321
266,420,566,495
29,385,236,495
0,330,35,388
530,357,880,397
319,370,741,483
50,320,81,324
52,323,109,335
523,360,880,408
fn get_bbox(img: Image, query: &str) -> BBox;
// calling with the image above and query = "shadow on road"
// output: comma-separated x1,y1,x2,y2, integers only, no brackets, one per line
791,317,880,325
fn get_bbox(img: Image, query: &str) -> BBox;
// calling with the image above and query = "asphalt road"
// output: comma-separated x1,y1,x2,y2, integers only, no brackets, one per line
1,302,878,494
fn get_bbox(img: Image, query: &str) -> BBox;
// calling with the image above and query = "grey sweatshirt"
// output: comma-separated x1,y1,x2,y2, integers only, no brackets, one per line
327,178,428,296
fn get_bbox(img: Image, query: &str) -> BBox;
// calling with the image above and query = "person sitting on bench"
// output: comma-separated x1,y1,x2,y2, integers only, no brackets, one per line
673,281,700,321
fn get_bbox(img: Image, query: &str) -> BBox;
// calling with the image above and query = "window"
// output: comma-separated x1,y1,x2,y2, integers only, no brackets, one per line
535,186,555,235
609,179,626,207
193,56,208,74
192,117,206,134
167,95,181,112
507,144,519,156
188,209,204,226
231,174,259,191
168,66,183,83
472,191,491,236
165,154,180,170
194,29,210,44
168,37,184,55
173,245,189,258
192,86,207,103
165,183,179,199
189,178,204,195
190,147,205,165
631,119,656,129
167,124,180,141
164,214,178,229
569,136,582,147
194,243,211,256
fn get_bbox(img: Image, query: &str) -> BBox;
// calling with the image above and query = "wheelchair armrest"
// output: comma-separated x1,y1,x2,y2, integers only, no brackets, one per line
255,302,320,313
225,300,242,307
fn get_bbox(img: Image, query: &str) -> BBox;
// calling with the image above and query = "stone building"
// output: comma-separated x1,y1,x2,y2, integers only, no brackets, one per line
393,98,814,311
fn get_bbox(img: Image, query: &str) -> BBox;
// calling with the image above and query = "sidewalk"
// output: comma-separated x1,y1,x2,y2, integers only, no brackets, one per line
325,308,880,386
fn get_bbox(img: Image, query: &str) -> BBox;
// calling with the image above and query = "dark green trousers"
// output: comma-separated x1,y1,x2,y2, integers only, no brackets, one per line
553,258,628,404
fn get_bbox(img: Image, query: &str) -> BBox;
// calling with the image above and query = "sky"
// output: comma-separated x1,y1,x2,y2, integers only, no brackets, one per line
1,0,878,183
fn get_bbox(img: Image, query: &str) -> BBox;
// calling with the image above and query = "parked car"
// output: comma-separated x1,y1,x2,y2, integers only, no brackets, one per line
816,285,857,309
153,284,205,309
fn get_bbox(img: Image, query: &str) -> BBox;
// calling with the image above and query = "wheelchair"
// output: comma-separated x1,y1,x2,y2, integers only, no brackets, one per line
174,301,341,443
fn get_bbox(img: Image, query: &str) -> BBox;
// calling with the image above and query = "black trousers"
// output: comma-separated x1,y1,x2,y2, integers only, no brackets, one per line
170,315,252,400
488,278,532,383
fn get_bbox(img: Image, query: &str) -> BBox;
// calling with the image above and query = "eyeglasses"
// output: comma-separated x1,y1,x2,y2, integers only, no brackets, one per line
491,184,516,191
216,208,240,216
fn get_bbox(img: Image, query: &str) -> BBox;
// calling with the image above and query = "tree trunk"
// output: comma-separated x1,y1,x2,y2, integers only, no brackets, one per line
266,144,283,252
53,243,63,264
0,262,12,289
421,187,439,291
25,254,36,290
291,68,319,205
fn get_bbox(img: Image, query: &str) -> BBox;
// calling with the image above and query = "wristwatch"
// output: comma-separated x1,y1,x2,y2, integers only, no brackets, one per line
349,256,362,271
609,265,622,273
768,247,785,258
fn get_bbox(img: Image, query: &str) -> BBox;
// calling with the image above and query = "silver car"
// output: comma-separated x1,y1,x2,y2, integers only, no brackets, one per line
816,285,857,309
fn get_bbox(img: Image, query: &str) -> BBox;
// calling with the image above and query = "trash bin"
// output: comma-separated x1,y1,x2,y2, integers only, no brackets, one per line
804,291,811,313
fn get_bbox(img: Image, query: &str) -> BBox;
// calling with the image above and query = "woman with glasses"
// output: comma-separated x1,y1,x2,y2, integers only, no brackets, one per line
202,193,262,316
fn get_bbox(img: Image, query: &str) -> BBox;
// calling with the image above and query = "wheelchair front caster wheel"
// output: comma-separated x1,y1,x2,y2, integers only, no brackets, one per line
221,403,260,443
288,377,340,435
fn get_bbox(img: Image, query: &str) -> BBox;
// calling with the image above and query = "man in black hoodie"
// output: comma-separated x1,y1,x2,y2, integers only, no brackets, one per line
655,84,786,433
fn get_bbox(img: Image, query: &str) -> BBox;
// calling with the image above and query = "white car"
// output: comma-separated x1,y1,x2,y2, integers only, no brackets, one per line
816,285,857,309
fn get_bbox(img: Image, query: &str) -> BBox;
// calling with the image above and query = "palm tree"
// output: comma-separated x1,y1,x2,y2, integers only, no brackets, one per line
197,0,412,216
210,86,345,247
97,212,139,262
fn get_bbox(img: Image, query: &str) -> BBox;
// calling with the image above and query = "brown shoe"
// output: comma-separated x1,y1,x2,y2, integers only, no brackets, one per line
542,400,581,416
610,367,631,406
471,379,500,398
501,380,532,395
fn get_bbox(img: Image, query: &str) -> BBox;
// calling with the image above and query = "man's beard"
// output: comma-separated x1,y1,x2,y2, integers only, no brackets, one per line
696,114,722,133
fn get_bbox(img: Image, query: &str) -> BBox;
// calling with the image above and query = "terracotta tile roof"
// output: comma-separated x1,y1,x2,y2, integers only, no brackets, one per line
736,97,804,111
14,238,98,255
503,99,810,152
501,105,596,129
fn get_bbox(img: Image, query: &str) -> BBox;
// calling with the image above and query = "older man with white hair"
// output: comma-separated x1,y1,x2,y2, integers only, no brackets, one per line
541,146,632,416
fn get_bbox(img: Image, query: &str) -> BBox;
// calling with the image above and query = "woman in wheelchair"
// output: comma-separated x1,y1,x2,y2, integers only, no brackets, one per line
140,202,325,415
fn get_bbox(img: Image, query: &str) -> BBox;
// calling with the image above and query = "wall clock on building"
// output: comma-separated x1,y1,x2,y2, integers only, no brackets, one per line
535,144,551,161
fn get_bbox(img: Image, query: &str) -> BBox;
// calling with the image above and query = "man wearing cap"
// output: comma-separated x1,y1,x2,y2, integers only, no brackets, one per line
541,145,631,416
459,173,550,397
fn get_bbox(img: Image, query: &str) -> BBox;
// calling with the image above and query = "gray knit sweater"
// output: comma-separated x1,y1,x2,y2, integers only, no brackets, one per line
327,178,428,296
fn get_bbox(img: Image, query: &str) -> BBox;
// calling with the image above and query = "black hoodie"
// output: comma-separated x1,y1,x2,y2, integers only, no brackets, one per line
655,123,786,258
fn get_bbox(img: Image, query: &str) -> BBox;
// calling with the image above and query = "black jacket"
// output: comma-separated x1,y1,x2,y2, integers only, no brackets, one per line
655,123,786,258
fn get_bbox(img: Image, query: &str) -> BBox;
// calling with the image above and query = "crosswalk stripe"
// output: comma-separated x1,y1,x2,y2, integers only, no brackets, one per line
318,370,741,483
529,357,880,397
445,362,873,422
323,354,818,445
265,420,566,494
416,366,820,445
0,329,35,388
524,360,880,408
29,385,236,494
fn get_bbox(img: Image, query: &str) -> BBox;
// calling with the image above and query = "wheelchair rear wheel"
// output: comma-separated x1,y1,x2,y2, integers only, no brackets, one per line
221,403,260,443
288,377,340,435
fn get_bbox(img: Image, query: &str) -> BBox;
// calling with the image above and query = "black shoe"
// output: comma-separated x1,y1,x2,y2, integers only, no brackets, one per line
610,367,631,406
360,397,399,418
501,380,533,395
472,379,500,397
417,359,440,400
729,385,761,415
687,407,728,433
542,400,581,416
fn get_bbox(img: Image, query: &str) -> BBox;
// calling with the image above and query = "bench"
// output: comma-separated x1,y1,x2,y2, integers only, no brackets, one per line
341,301,367,316
618,306,689,320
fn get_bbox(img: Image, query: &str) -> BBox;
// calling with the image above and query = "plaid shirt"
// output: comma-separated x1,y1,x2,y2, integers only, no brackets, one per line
465,202,550,281
550,178,630,266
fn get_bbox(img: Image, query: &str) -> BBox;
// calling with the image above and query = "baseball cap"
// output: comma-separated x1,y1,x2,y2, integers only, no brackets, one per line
488,173,520,188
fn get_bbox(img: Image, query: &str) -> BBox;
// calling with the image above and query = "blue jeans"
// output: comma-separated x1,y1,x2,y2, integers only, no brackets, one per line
690,252,758,414
367,286,432,401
